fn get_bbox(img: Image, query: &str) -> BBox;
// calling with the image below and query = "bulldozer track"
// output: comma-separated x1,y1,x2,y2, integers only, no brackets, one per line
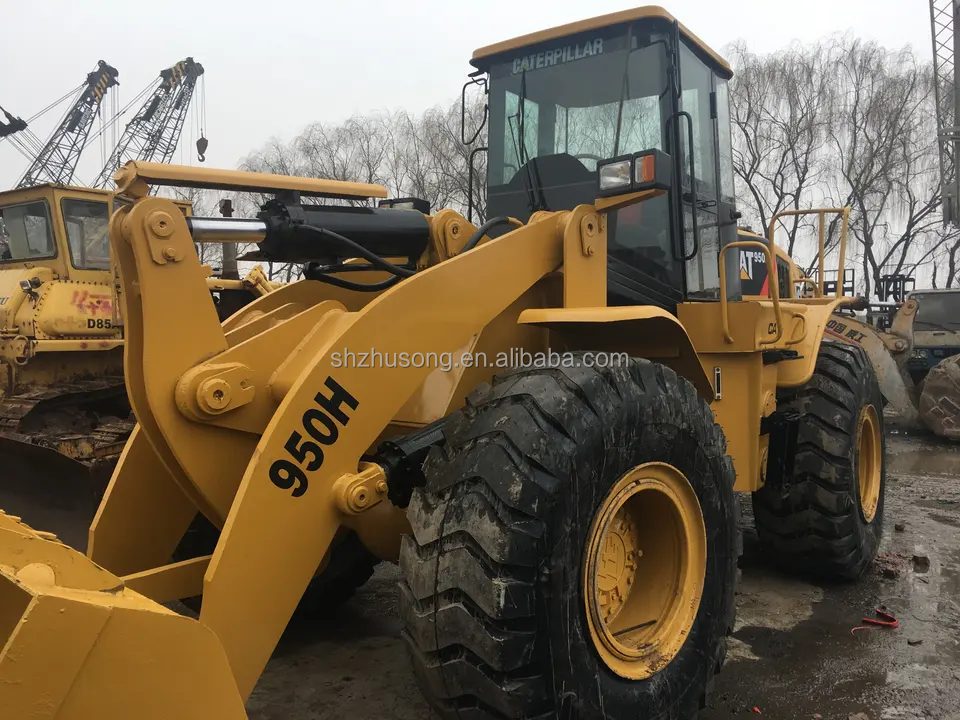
0,376,132,464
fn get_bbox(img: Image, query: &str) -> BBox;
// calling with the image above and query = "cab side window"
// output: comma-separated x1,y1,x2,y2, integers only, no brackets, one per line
62,199,111,270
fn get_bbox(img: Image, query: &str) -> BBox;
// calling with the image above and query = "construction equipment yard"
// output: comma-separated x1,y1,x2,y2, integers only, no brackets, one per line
241,427,960,720
5,5,960,720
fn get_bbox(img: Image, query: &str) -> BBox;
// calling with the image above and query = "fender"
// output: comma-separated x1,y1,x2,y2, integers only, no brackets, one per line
517,305,714,400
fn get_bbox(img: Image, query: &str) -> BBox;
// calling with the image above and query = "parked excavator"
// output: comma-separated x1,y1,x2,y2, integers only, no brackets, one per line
0,7,888,719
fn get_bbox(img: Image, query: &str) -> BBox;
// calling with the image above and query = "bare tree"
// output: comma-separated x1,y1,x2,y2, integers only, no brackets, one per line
730,35,952,296
728,40,834,255
823,38,943,297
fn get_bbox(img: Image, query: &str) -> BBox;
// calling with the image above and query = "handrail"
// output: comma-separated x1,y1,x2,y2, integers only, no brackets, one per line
767,207,851,298
720,240,783,345
785,312,807,346
795,277,822,298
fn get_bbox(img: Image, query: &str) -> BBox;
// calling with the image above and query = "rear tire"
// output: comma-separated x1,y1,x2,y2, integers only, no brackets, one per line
399,358,738,719
753,343,885,579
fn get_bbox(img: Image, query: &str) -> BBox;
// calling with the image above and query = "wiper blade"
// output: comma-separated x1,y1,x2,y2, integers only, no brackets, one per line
517,70,548,213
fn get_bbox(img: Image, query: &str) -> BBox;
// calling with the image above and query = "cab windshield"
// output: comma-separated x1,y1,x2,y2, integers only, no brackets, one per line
913,292,960,332
487,29,668,216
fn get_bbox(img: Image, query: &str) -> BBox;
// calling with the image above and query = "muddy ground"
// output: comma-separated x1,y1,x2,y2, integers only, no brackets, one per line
3,425,956,719
246,428,960,720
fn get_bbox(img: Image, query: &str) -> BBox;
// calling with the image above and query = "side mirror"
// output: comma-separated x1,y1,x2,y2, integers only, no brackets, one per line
460,72,489,146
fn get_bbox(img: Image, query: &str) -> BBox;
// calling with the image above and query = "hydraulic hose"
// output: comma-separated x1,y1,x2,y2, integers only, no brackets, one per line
461,216,523,254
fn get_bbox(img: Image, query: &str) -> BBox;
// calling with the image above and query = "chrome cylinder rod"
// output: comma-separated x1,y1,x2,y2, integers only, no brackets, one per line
186,217,267,244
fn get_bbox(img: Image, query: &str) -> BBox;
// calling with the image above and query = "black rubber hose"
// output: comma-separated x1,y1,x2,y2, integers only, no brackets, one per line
299,224,416,278
311,262,408,273
461,216,521,254
306,270,403,292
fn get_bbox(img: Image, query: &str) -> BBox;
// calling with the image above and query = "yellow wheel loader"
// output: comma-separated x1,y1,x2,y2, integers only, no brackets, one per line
0,183,275,549
828,288,960,440
0,7,886,719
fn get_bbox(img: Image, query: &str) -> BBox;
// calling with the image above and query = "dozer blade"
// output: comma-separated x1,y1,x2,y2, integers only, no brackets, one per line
0,436,107,553
0,512,248,719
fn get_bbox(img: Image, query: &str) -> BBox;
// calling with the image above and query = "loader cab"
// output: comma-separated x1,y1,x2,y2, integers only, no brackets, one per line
470,6,739,311
905,289,960,385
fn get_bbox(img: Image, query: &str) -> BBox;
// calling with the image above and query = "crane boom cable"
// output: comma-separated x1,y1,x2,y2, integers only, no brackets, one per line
25,82,85,124
82,79,156,149
92,57,204,188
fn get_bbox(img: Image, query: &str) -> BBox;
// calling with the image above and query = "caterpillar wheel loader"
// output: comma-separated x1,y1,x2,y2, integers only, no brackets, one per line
0,183,276,549
0,7,886,719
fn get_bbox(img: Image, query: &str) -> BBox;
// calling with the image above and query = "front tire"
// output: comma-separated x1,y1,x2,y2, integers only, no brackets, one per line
753,343,885,579
399,359,738,719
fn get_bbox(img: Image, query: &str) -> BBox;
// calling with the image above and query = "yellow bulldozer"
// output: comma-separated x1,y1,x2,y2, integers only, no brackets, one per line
0,182,276,548
0,7,886,719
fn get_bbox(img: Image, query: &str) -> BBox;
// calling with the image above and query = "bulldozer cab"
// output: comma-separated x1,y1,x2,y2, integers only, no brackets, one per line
0,184,192,281
0,184,116,282
471,6,739,310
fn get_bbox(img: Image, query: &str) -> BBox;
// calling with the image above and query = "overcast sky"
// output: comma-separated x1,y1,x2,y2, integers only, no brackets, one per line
0,0,935,189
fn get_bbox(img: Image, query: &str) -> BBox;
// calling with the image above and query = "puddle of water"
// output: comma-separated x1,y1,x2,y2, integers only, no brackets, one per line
886,436,960,477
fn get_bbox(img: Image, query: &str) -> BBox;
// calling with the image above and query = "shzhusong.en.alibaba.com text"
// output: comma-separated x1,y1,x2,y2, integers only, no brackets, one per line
329,348,630,373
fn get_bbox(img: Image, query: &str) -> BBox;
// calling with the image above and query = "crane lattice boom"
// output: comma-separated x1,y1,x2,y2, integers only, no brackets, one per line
15,61,119,189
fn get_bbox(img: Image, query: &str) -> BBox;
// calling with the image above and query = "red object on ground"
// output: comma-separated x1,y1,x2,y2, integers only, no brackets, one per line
752,707,762,714
862,608,899,628
851,607,899,634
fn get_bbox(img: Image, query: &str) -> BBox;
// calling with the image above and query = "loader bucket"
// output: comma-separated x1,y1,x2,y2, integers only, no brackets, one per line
0,512,248,719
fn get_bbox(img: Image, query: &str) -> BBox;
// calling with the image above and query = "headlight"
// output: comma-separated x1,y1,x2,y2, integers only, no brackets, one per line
596,149,672,198
911,349,927,359
598,159,632,192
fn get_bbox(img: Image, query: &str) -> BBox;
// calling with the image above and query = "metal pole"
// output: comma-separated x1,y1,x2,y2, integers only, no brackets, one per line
952,0,960,225
218,198,240,279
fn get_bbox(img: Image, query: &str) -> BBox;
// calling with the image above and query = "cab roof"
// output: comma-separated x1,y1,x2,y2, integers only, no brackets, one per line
471,5,731,78
0,182,192,211
0,182,111,200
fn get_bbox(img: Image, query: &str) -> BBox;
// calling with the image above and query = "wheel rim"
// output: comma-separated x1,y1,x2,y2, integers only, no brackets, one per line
582,462,706,681
857,404,882,523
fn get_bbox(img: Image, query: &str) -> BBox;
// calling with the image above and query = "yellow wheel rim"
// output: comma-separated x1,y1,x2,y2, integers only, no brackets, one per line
582,462,706,680
857,405,882,523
